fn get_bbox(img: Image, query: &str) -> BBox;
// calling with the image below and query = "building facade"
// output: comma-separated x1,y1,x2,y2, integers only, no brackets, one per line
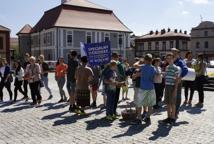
135,29,190,58
191,21,214,61
0,25,10,62
18,0,131,61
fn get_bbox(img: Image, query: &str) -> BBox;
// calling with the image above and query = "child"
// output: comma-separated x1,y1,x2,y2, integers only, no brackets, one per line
104,60,125,121
153,58,163,109
135,54,157,124
162,53,179,124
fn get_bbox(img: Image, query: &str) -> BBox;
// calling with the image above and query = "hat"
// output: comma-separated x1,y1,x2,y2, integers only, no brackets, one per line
171,48,180,52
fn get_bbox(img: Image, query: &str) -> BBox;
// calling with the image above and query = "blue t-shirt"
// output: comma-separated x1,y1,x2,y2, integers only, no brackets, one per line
104,69,117,92
140,64,156,90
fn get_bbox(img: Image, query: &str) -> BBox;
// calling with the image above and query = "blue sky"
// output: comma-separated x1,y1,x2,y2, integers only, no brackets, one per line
0,0,213,37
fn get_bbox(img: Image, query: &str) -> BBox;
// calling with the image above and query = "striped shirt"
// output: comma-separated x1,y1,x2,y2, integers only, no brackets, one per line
165,64,179,85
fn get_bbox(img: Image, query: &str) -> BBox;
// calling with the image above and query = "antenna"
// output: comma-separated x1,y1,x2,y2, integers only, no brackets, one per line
200,15,203,22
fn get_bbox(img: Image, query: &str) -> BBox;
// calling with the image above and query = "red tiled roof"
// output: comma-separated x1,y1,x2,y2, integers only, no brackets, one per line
31,0,131,33
17,24,32,35
0,25,10,32
63,0,109,10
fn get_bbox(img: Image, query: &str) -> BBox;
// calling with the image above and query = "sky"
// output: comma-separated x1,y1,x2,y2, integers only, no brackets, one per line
0,0,214,37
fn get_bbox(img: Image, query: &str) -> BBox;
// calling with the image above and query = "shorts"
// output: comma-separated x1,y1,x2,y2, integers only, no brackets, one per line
67,81,76,95
164,85,177,105
76,89,90,107
122,85,128,93
134,88,156,107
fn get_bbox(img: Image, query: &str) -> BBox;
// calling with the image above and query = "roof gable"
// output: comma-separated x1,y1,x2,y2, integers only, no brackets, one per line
63,0,109,10
17,24,32,35
0,25,10,32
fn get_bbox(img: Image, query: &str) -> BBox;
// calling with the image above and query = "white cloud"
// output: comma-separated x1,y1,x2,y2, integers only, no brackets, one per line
182,10,190,15
189,0,209,4
178,1,184,5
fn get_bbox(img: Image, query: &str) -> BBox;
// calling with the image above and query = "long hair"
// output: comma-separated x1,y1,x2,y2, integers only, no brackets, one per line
15,61,22,75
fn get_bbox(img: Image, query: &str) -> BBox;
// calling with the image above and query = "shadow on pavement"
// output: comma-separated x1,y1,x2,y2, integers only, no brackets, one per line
42,103,69,111
149,120,189,141
42,111,68,120
112,122,150,138
85,118,112,130
1,105,32,113
180,104,206,115
0,102,13,108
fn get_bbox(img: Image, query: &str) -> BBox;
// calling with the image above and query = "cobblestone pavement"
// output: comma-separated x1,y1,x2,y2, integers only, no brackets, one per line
0,74,214,144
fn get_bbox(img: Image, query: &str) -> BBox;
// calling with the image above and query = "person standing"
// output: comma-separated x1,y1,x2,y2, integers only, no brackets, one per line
183,51,196,105
39,55,53,100
55,57,68,103
162,53,179,125
153,58,163,109
75,56,93,114
0,58,13,102
111,53,126,116
23,53,31,101
171,48,188,118
25,56,42,105
67,51,79,112
13,61,25,102
192,54,207,107
89,65,101,108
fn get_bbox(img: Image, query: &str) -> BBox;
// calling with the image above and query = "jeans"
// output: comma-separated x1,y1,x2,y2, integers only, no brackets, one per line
23,80,28,97
0,80,13,101
57,77,66,99
66,81,76,96
194,76,204,103
42,76,52,96
14,80,25,101
113,87,121,114
176,83,182,115
29,81,41,103
183,81,194,101
106,90,116,116
154,83,163,105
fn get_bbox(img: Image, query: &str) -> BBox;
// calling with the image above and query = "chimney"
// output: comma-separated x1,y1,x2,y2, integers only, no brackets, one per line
161,29,166,34
179,30,182,33
174,29,178,33
150,31,154,35
167,28,171,32
184,31,187,34
155,30,159,35
61,0,68,4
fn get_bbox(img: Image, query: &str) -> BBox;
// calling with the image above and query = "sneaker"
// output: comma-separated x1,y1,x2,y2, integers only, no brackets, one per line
188,100,192,105
75,107,86,115
143,117,151,124
162,117,171,124
90,102,97,108
69,105,76,112
112,114,119,120
64,97,67,102
195,102,203,108
100,106,106,110
183,100,188,105
37,100,42,105
141,111,147,119
58,99,64,103
105,115,114,121
48,95,53,100
170,118,176,125
30,102,37,106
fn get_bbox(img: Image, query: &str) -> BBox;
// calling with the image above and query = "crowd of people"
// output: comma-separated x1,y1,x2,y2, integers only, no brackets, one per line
0,47,207,125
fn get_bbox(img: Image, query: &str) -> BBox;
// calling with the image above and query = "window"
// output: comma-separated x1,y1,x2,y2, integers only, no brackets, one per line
155,42,159,50
43,32,53,46
67,31,73,46
170,41,174,48
196,42,200,49
162,41,166,50
148,42,151,50
0,37,3,50
104,33,110,42
182,41,187,50
86,32,92,44
118,34,123,47
205,41,209,48
204,31,208,37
